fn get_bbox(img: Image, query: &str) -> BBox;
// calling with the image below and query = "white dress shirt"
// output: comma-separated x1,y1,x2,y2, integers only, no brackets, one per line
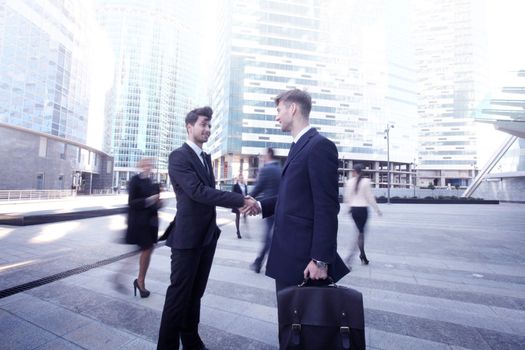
293,125,312,144
185,140,206,167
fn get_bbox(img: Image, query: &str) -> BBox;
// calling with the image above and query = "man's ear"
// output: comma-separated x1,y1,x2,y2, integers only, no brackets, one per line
290,102,297,116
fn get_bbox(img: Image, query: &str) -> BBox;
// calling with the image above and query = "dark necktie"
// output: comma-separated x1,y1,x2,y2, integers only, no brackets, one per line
201,151,209,173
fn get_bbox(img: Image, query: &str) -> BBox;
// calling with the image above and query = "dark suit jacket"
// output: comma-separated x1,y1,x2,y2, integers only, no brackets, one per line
261,128,350,285
167,143,245,249
250,160,281,200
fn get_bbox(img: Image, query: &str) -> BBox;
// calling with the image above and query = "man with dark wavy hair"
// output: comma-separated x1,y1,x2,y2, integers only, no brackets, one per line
157,106,256,350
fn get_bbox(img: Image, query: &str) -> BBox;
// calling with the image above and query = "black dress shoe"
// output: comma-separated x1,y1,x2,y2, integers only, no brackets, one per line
360,255,370,265
250,261,261,273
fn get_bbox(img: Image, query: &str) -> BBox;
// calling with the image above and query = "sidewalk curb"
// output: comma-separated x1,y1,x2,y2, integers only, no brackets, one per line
0,207,128,226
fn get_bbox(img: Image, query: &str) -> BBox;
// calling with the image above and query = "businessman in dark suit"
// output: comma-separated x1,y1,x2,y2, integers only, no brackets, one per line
157,106,255,350
249,147,281,273
243,89,349,292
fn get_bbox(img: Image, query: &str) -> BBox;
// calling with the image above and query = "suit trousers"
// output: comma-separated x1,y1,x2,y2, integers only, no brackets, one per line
157,241,218,350
254,216,274,266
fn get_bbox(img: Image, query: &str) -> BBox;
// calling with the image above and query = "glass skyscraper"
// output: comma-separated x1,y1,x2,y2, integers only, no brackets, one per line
95,0,199,188
208,0,418,189
0,0,114,191
0,0,95,144
413,0,489,188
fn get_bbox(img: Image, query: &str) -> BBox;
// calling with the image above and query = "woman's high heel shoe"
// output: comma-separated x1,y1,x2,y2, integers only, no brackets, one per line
133,279,150,298
360,256,370,265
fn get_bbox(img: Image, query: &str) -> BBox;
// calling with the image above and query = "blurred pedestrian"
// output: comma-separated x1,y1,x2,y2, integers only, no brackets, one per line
231,173,248,238
343,163,382,267
122,157,161,298
249,148,281,273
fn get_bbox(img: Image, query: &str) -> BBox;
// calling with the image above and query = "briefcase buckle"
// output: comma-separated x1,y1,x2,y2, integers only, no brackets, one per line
340,326,350,334
292,324,301,331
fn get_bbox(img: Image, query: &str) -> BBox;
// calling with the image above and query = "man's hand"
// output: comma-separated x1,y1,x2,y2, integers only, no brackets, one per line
148,194,160,202
303,260,328,280
240,196,261,216
146,194,160,207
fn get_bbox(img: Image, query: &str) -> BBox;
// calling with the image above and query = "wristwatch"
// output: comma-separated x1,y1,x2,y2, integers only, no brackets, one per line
312,259,328,270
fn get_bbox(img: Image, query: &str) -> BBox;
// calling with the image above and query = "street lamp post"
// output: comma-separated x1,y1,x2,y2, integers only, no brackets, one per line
384,124,394,203
412,161,417,198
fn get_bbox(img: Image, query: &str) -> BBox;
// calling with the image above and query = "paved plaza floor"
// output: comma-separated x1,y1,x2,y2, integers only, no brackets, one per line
0,198,524,349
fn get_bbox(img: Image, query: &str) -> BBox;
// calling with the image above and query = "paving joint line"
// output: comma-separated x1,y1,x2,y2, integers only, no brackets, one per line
0,220,235,299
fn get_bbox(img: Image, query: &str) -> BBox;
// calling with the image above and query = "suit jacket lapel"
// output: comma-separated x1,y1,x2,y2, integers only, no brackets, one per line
183,143,213,186
282,128,317,175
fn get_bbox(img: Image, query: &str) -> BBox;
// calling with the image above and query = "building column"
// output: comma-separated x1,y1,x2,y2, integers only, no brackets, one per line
373,161,380,188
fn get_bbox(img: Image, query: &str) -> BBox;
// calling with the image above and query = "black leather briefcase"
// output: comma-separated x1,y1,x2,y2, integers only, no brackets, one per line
277,279,365,350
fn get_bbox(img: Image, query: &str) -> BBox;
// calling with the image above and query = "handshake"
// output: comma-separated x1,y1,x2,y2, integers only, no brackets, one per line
240,196,261,216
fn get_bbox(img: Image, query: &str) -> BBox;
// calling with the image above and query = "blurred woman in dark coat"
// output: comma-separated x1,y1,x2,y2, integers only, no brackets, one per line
231,173,248,238
125,157,161,297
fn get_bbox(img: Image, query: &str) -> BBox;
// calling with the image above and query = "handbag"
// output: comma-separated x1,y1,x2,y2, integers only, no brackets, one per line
158,217,175,242
277,278,365,350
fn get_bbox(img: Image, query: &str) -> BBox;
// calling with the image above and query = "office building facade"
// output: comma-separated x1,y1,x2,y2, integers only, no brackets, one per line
0,0,114,190
413,0,489,188
0,122,113,192
0,0,96,144
208,0,418,190
95,0,199,188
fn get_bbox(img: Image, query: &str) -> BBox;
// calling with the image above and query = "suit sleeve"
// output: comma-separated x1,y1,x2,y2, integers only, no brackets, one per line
249,167,268,199
169,151,244,208
308,138,340,264
260,196,277,218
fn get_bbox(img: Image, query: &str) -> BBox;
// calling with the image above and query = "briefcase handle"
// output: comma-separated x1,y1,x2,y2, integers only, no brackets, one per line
298,276,337,288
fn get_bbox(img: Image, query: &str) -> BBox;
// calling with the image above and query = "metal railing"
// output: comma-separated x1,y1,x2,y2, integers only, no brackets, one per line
0,190,76,201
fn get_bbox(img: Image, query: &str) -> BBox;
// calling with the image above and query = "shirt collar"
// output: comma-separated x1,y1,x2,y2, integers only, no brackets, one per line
186,140,203,157
293,125,312,144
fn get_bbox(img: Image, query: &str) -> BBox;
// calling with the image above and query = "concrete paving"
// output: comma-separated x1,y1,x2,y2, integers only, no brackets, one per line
0,198,524,349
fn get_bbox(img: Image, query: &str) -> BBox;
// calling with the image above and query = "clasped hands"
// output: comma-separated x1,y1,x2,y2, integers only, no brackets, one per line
240,196,261,216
